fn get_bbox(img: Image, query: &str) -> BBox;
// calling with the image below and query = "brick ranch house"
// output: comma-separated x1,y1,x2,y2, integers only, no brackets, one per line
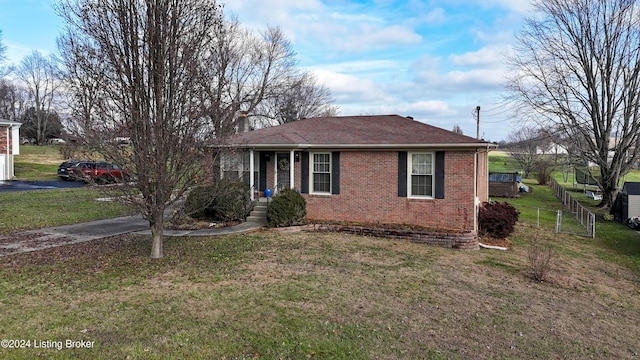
0,119,22,181
212,114,495,247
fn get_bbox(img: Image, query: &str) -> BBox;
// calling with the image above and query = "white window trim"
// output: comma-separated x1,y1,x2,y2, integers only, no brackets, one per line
310,152,331,195
408,151,435,199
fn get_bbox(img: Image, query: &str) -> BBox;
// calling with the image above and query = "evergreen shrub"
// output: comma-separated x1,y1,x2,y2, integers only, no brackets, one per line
267,188,306,227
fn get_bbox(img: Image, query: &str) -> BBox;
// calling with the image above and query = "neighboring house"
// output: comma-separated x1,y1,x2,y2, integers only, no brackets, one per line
0,120,22,181
214,114,495,243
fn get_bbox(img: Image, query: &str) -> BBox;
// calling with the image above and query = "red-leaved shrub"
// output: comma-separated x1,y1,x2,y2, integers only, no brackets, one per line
478,201,519,239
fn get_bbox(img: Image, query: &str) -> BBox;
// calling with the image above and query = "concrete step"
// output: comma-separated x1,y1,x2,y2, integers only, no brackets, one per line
247,198,268,223
246,215,267,223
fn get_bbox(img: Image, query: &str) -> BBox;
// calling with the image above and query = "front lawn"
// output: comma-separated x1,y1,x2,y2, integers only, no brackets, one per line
1,190,639,359
0,150,638,358
0,188,134,234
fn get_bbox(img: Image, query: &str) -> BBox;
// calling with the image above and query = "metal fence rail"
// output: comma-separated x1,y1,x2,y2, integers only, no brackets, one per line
549,178,596,238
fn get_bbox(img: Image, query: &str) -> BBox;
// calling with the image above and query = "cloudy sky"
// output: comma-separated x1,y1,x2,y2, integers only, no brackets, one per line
0,0,533,141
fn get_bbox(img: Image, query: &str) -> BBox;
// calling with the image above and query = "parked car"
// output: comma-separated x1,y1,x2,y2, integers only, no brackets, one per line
57,160,86,181
72,161,129,184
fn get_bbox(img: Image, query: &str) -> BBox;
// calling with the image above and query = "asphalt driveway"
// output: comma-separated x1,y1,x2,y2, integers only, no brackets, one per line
0,215,266,257
0,179,87,192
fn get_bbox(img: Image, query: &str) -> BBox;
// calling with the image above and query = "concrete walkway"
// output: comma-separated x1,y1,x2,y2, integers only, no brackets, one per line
0,215,266,257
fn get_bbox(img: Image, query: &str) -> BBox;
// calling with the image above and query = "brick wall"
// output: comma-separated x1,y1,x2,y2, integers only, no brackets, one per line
273,223,478,250
303,150,479,232
204,148,486,233
0,126,8,153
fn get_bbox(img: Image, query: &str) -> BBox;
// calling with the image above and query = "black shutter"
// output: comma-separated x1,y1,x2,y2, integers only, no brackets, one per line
331,152,340,195
259,152,268,192
398,151,407,197
301,152,309,194
435,151,445,199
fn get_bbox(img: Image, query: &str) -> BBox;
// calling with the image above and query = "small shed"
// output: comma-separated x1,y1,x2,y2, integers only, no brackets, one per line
611,182,640,222
489,172,519,197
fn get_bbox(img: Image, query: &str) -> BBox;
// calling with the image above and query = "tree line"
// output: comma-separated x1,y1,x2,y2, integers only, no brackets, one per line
0,5,336,146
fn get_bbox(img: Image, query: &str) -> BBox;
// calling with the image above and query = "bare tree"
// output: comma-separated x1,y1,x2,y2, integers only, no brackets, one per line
16,50,62,144
507,126,549,178
200,20,299,136
508,0,640,207
57,0,224,258
256,72,338,125
0,30,5,63
452,124,463,135
0,30,11,76
0,79,27,121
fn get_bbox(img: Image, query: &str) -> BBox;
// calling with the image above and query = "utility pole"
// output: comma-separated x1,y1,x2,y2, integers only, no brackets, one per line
475,105,481,139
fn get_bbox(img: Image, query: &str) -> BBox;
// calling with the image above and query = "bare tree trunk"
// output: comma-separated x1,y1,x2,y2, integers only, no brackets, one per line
149,211,164,259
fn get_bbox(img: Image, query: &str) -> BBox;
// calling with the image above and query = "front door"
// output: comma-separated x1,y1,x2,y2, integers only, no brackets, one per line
276,152,290,191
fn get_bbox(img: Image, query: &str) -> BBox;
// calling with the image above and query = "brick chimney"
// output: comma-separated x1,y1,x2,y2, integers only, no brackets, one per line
236,111,250,133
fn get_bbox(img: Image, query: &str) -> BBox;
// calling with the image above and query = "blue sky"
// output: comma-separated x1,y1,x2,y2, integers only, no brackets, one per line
0,0,533,141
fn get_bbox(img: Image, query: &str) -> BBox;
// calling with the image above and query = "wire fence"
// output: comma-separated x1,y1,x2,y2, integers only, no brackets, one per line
549,178,596,238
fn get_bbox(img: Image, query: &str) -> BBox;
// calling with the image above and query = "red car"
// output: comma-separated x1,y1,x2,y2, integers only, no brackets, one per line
73,161,128,184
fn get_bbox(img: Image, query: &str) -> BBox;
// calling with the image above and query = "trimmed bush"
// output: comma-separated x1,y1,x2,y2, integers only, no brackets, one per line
267,188,306,227
184,180,250,221
478,201,519,239
210,180,250,222
184,185,217,219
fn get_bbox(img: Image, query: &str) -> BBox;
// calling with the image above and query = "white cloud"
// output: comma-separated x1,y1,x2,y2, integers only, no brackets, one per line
455,0,533,14
448,45,510,68
312,69,387,103
421,7,447,24
335,24,422,52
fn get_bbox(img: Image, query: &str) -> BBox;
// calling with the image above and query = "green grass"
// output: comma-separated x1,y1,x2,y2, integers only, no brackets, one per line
13,162,59,180
488,150,524,173
0,188,134,234
15,145,65,180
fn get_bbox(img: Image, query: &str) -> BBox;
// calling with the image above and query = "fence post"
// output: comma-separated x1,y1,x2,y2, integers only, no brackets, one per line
556,210,562,233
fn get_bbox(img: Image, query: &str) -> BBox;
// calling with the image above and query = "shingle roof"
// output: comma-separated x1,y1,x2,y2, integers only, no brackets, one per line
227,114,490,149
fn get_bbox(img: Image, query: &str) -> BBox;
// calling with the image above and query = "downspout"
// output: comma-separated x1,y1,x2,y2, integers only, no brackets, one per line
5,126,9,180
474,147,479,234
476,143,506,250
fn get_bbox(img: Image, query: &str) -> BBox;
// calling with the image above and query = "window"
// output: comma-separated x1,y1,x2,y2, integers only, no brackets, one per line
409,152,433,197
312,153,331,193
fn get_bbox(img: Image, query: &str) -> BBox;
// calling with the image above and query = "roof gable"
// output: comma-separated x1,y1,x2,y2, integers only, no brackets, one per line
228,115,489,148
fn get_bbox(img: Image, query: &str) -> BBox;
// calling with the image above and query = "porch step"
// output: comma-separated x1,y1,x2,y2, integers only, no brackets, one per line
247,198,268,223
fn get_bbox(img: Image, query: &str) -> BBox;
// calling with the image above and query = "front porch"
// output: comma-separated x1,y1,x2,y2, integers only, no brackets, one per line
220,149,299,201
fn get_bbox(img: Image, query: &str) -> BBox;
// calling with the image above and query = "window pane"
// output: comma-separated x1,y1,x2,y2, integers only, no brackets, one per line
411,175,432,196
312,153,331,193
313,154,330,173
313,173,331,193
411,154,432,175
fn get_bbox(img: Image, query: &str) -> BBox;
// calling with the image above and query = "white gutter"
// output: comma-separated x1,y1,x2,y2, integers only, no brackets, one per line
219,143,498,150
